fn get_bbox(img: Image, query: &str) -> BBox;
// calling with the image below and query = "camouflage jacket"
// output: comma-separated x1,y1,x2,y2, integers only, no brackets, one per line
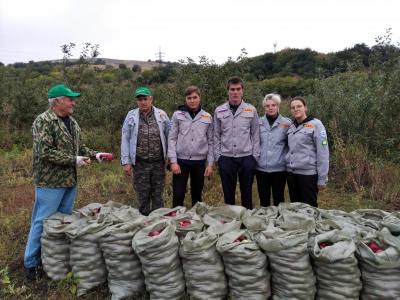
32,109,97,187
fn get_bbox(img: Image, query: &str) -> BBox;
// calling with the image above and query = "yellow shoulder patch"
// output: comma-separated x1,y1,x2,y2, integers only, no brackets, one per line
243,108,253,113
304,123,315,129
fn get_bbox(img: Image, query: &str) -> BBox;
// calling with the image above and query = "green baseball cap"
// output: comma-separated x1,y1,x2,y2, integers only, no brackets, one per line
48,84,81,98
134,87,152,98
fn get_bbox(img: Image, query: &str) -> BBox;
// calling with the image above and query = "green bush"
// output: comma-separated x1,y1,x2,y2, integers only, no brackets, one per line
258,76,315,99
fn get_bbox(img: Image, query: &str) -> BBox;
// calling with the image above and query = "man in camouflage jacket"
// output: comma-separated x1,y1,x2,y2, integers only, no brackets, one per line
24,84,112,280
121,87,170,215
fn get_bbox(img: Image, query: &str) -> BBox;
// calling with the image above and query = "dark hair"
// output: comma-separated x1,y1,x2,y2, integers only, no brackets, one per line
226,76,244,90
184,85,201,97
289,96,307,107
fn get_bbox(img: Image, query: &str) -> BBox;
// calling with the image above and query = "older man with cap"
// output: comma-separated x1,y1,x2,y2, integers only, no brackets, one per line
121,87,170,215
24,84,113,280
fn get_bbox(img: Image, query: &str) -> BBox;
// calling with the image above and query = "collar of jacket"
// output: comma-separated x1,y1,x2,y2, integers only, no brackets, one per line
294,115,314,127
46,109,76,122
132,106,167,122
262,114,283,128
178,104,201,119
177,107,206,121
221,100,249,116
45,109,76,138
266,113,278,122
46,109,60,120
139,106,155,118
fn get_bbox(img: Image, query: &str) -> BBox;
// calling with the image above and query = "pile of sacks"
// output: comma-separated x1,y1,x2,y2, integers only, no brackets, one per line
41,201,400,300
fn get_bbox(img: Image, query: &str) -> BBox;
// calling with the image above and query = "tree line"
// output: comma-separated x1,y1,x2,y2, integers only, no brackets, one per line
1,30,399,209
0,31,399,160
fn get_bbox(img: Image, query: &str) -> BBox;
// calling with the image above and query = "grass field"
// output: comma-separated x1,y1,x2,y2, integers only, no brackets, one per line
0,148,386,299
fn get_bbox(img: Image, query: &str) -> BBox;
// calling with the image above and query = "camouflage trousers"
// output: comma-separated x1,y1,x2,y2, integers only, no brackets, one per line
133,160,165,215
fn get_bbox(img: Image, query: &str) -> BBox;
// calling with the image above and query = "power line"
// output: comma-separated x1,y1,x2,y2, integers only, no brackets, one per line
155,46,165,64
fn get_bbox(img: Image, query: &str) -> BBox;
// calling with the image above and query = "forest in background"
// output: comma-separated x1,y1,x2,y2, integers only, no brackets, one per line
0,30,399,299
1,29,399,211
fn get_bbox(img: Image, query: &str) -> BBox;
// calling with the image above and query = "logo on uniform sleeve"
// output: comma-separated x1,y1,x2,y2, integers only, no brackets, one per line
320,130,327,138
304,123,315,129
201,114,211,120
159,111,168,120
128,117,135,125
243,108,253,113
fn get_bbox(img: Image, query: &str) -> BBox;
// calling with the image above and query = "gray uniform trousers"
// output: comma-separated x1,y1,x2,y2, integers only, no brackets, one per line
133,160,165,215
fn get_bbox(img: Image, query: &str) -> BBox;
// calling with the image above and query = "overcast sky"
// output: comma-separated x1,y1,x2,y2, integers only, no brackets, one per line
1,0,399,65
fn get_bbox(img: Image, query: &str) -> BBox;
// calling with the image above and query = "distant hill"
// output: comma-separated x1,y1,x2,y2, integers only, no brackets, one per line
100,58,165,70
48,58,165,70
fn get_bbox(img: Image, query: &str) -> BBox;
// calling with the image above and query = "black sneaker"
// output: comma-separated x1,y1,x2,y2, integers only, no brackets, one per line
24,267,38,280
36,264,44,279
25,266,43,280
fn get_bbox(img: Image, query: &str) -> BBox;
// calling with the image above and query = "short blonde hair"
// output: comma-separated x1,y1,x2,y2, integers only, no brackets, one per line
262,93,281,107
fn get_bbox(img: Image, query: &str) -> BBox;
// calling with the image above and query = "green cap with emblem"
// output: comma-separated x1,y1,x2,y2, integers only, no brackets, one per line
134,87,152,98
48,84,81,98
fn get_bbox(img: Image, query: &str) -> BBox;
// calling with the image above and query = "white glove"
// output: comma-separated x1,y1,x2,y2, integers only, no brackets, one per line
76,156,90,167
96,152,114,162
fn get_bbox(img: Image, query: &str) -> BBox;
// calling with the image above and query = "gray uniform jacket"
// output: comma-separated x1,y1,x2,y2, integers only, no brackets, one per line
286,117,329,186
257,114,291,173
168,109,214,166
120,106,170,165
213,101,261,162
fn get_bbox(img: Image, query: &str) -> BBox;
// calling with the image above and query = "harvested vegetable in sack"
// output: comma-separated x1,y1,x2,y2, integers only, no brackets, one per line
66,204,111,297
148,206,187,219
217,229,271,300
172,212,204,241
203,205,244,236
180,231,227,300
99,219,146,300
318,209,374,241
132,220,185,300
351,209,390,231
277,202,317,232
242,206,279,232
208,204,247,220
101,201,142,223
257,221,316,300
69,231,108,297
315,219,342,233
310,230,361,300
188,201,212,217
41,212,72,280
381,212,400,236
278,202,320,219
356,228,400,300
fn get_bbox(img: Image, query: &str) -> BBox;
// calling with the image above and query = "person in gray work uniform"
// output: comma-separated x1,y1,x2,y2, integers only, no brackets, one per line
214,77,260,209
286,96,329,207
121,87,170,215
256,93,291,207
168,86,214,207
